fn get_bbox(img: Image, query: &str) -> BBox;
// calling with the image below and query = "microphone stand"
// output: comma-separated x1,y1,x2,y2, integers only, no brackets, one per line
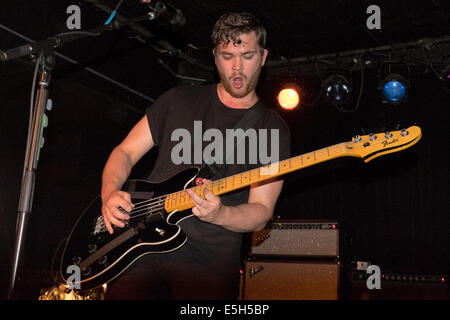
1,13,156,300
7,48,55,300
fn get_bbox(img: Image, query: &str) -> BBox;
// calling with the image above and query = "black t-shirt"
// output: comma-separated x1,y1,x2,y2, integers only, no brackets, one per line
145,83,290,275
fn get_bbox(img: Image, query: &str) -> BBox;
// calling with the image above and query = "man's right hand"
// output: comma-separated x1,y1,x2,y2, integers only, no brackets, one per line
101,190,134,234
100,115,154,234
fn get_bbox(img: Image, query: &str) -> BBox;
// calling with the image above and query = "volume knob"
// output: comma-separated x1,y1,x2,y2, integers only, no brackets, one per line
155,227,165,236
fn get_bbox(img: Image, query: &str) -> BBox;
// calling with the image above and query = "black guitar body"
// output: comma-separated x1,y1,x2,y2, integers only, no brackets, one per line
60,167,204,290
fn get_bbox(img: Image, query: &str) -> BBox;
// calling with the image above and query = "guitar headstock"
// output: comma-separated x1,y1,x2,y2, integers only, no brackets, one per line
343,126,422,162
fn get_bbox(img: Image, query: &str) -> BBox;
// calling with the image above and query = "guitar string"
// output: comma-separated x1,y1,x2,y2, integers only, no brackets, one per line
95,205,165,230
112,139,383,218
127,142,350,221
97,136,408,228
128,141,348,208
95,198,165,230
132,139,365,208
122,142,349,215
95,198,165,228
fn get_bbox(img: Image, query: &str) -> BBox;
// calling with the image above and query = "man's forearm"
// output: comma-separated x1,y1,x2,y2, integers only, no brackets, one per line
216,202,272,233
101,146,134,201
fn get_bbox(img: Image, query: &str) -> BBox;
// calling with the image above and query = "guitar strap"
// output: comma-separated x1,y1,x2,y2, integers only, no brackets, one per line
204,102,266,180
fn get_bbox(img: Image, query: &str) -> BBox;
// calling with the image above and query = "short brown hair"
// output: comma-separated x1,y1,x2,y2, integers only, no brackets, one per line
211,12,266,49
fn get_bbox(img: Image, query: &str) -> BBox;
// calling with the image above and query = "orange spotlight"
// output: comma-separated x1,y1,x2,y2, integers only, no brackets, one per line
277,83,300,110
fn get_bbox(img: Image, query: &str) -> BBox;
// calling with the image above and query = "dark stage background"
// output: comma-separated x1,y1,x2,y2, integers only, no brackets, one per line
0,0,449,299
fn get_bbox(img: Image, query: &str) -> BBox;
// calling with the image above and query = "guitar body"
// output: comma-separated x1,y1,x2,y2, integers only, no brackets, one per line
60,167,202,290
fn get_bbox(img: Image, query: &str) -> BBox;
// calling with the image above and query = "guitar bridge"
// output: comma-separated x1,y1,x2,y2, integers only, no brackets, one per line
92,215,130,235
93,216,107,235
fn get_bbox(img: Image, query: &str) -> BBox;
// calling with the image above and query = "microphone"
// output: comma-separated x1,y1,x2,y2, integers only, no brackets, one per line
141,0,186,26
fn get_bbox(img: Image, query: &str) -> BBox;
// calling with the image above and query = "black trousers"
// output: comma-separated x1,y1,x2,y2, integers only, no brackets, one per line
104,244,240,300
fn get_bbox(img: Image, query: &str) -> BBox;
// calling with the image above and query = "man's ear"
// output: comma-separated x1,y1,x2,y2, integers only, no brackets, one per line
261,48,269,66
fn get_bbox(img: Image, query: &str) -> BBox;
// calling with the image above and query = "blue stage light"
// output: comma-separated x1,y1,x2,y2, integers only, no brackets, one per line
383,80,406,101
380,74,408,104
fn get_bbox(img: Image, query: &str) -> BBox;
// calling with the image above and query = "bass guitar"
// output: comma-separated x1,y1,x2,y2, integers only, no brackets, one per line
59,126,422,290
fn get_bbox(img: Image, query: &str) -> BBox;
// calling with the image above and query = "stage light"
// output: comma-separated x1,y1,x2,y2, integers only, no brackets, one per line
277,83,301,110
380,73,408,104
323,75,352,105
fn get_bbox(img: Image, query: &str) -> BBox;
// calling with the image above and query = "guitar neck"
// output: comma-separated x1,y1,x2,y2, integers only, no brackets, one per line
164,142,348,212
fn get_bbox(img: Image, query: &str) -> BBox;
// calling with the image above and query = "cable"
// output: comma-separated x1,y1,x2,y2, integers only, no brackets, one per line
421,44,445,80
302,61,324,107
105,0,125,25
335,56,364,113
158,58,208,82
53,31,101,37
21,52,42,182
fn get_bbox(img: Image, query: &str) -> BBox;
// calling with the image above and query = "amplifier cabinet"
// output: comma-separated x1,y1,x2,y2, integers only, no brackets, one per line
242,260,340,300
250,220,340,258
347,271,449,300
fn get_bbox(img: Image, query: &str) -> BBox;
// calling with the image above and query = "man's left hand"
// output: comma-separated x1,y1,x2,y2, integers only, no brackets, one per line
187,179,224,224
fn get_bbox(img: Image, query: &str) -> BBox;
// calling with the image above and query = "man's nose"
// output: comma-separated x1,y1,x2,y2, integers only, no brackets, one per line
232,57,242,71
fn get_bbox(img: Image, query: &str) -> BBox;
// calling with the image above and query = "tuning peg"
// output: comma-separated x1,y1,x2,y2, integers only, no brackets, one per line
353,135,362,142
385,132,393,139
369,133,377,141
401,129,409,136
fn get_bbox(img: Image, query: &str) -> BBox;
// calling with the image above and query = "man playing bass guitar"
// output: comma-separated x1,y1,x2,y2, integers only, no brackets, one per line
101,12,291,300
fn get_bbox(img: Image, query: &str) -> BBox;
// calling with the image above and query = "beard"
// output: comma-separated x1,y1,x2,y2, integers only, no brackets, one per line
218,67,262,99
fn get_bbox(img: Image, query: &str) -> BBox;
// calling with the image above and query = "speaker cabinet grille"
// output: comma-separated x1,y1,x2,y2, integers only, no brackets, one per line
250,220,339,257
243,261,340,300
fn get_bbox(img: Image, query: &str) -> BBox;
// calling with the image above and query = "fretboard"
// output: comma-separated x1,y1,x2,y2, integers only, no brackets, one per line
164,142,348,212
